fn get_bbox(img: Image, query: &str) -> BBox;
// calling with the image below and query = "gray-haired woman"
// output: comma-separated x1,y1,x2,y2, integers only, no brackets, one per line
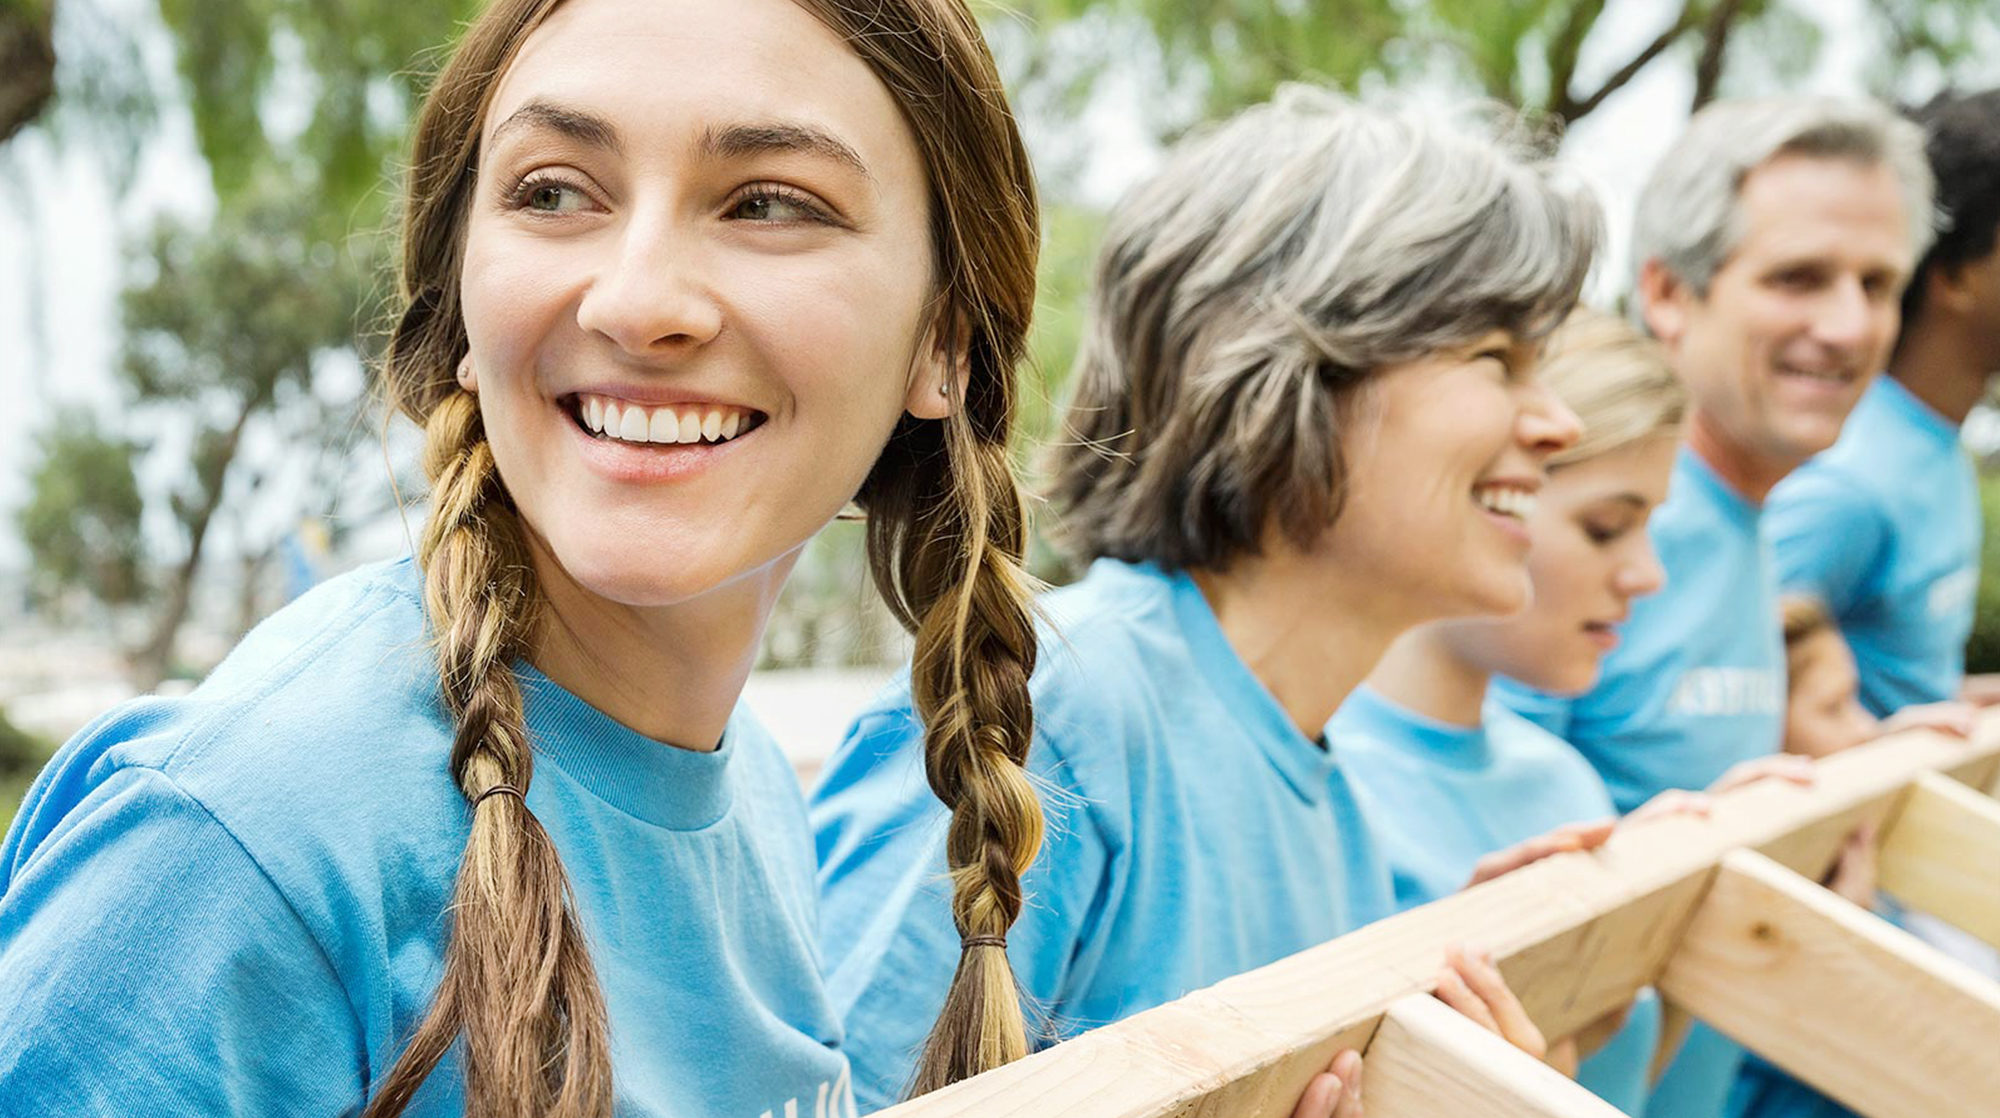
813,85,1600,1110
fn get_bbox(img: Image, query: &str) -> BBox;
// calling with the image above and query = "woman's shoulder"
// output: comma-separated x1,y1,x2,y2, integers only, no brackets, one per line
1032,559,1191,729
8,557,466,937
151,557,448,794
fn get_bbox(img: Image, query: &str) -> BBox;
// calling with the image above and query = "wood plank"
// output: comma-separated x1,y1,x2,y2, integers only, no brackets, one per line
1656,848,2000,1118
1366,993,1626,1117
1878,772,2000,950
874,718,2000,1118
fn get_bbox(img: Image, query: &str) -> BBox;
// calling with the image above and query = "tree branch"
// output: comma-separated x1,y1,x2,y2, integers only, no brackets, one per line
1691,0,1753,111
0,0,57,144
1545,0,1607,119
1556,0,1699,124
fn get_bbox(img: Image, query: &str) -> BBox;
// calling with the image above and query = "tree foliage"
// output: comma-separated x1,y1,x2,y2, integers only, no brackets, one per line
19,173,382,685
153,0,483,222
1015,0,1998,135
16,408,145,609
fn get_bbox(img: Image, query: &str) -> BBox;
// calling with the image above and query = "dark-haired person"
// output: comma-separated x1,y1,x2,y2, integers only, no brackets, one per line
1492,96,1936,1118
1732,86,2000,1118
813,86,1600,1110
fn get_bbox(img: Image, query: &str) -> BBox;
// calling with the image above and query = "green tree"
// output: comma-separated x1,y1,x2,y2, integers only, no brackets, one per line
16,409,146,610
17,173,382,687
1017,0,1999,133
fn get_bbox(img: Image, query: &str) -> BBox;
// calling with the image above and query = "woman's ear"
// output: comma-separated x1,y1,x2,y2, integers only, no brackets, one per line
457,354,480,393
905,317,970,421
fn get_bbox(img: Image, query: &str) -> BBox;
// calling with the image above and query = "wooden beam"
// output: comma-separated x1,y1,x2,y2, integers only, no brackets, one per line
1656,848,2000,1118
1878,772,2000,950
874,719,2000,1118
1366,994,1626,1117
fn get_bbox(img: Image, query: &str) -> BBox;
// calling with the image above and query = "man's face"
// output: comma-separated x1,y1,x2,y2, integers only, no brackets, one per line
1644,153,1914,470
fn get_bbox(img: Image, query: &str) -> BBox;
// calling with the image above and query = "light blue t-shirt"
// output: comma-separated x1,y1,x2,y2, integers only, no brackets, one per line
1329,686,1660,1115
1768,375,1981,717
1496,446,1787,1118
811,558,1394,1111
0,558,855,1118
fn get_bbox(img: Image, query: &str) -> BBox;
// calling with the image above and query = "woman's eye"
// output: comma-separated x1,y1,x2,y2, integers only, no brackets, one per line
1582,519,1627,545
728,188,827,224
509,176,591,215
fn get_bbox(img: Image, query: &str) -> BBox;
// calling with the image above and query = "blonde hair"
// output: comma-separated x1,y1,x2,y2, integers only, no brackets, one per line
368,0,1044,1113
1538,308,1687,470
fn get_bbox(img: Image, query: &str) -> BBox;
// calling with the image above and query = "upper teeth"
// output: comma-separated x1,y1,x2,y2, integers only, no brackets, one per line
578,394,752,445
1476,487,1536,519
1781,366,1852,384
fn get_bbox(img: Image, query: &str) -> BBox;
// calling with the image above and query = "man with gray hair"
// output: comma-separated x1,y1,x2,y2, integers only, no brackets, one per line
1495,95,1933,1118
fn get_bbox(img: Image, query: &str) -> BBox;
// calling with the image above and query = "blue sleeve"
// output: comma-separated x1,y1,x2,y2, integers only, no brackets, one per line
1767,468,1891,615
0,765,367,1115
813,708,1113,1113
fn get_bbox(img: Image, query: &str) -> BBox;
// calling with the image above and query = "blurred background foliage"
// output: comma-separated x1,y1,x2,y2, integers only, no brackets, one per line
0,0,1996,758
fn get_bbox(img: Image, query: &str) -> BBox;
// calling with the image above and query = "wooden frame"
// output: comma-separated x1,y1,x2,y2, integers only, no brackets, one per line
874,715,2000,1118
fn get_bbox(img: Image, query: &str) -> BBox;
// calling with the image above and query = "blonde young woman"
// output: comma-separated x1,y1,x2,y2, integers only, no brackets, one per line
814,88,1600,1110
0,0,1114,1114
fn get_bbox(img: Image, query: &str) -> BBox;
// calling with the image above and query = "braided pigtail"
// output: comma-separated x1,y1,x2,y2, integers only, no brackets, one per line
805,0,1043,1091
908,414,1043,1095
363,390,613,1118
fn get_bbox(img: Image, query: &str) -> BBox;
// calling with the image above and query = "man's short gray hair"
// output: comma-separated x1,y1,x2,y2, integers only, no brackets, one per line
1047,84,1601,572
1634,96,1936,297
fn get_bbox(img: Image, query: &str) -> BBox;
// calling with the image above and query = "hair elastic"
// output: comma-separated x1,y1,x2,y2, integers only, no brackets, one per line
960,935,1007,951
475,783,525,807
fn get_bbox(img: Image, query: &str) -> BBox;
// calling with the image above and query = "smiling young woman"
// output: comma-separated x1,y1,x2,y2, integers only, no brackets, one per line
0,0,1046,1115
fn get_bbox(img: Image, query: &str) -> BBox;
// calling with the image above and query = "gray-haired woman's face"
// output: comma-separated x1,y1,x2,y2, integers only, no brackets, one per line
1319,331,1580,623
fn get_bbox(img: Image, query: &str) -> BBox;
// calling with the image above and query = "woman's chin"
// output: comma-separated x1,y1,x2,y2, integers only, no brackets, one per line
1514,658,1598,699
1445,571,1533,625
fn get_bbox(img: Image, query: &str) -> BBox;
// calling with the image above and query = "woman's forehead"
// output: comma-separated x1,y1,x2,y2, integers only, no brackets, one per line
483,0,920,182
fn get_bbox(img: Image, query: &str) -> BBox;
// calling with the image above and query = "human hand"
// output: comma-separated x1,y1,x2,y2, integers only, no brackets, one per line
1463,820,1614,889
1434,944,1578,1078
1880,701,1977,740
1708,754,1815,796
1289,1049,1364,1118
1821,820,1879,908
1625,788,1714,825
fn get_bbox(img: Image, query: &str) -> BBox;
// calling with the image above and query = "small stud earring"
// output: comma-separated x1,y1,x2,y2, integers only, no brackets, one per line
456,356,475,390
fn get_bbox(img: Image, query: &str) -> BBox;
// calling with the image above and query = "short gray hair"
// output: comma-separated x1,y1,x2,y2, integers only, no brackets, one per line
1633,96,1936,297
1047,85,1601,571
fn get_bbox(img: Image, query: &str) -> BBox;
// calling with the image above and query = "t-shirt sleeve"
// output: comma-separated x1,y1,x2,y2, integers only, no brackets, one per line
1767,468,1891,614
812,707,1112,1113
0,764,367,1116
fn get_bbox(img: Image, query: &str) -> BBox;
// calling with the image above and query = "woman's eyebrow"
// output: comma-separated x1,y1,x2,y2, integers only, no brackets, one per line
490,99,623,154
700,122,873,181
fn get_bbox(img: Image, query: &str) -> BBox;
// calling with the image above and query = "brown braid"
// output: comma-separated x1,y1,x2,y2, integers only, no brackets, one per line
362,390,612,1118
891,417,1043,1094
810,0,1045,1092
